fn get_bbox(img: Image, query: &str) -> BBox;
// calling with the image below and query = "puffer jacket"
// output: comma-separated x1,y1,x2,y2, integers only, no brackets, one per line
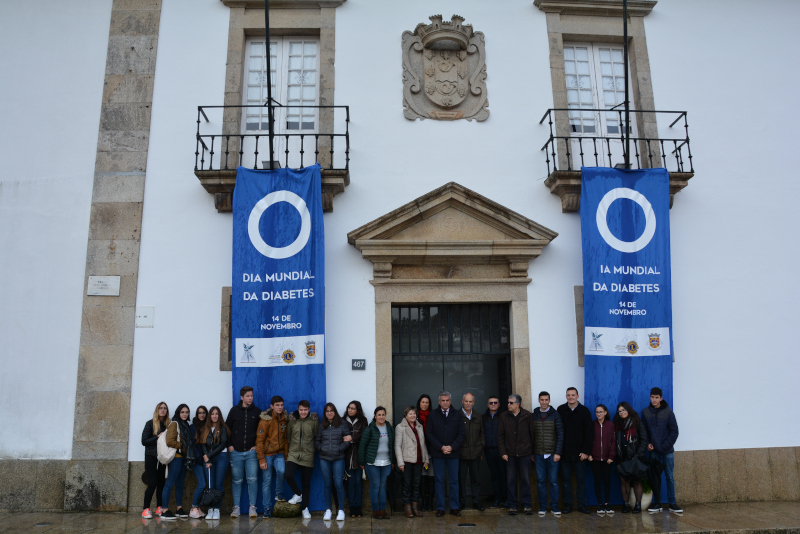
141,419,168,457
394,418,429,467
344,416,368,470
640,401,679,454
532,407,564,456
616,418,648,461
459,410,485,460
200,424,229,460
497,408,535,457
590,419,616,462
286,411,319,467
358,420,396,466
316,420,351,461
256,409,288,462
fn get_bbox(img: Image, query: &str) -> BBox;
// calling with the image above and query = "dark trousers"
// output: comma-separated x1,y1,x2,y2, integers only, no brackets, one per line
143,454,166,509
401,463,422,504
590,461,613,505
485,449,507,504
432,457,459,511
284,461,313,510
560,459,587,507
459,458,481,508
506,456,532,509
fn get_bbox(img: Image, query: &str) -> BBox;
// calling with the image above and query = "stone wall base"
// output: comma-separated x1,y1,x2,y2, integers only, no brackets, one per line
1,446,798,511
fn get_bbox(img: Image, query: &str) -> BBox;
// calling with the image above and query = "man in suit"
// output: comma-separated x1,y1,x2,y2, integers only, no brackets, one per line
426,391,466,517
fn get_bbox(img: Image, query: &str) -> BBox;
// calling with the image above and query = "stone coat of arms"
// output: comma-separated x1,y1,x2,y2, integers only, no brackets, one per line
402,15,489,121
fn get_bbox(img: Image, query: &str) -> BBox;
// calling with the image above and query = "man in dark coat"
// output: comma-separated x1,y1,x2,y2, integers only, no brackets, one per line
641,387,682,513
556,387,593,515
483,396,508,508
426,391,466,517
497,394,535,515
458,392,485,511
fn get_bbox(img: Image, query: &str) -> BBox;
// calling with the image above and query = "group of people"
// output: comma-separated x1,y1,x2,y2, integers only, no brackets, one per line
140,385,681,521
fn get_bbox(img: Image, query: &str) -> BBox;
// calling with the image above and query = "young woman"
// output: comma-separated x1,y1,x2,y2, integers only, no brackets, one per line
188,406,208,519
614,401,649,514
416,394,435,511
343,400,367,518
285,400,319,519
199,406,229,521
394,405,429,518
316,403,352,522
358,406,395,519
588,404,616,516
141,402,170,519
161,404,196,520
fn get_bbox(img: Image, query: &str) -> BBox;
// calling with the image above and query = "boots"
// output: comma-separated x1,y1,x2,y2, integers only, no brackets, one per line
411,502,423,517
372,511,382,519
404,504,414,518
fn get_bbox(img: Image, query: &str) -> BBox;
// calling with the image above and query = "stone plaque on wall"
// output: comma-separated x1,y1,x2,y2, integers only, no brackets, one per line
402,15,489,122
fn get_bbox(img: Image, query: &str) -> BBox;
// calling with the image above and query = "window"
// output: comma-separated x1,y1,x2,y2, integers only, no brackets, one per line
244,37,319,133
564,43,635,136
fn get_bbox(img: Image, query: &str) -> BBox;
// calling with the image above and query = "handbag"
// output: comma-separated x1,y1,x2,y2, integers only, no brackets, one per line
156,421,179,465
200,466,224,507
617,456,648,482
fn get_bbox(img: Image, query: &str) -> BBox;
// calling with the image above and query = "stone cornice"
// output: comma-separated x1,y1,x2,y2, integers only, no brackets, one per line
221,0,345,8
534,0,656,17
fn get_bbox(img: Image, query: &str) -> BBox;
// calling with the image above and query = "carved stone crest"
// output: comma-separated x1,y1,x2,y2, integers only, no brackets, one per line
402,15,489,121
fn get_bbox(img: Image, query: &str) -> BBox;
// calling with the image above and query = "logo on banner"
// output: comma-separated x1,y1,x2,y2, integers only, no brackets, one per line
242,343,255,363
626,340,639,355
614,331,639,355
305,340,316,358
589,331,604,351
282,349,296,364
648,333,661,350
248,190,312,259
596,188,657,253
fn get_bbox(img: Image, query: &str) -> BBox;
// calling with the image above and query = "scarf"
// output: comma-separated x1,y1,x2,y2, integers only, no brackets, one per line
176,419,196,467
417,409,430,432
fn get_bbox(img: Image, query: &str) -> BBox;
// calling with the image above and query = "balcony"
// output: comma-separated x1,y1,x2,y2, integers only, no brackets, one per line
539,108,694,212
194,104,350,213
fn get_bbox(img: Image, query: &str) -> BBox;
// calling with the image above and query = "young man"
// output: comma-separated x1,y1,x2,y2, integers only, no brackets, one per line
532,391,564,517
459,392,485,511
641,387,682,513
556,387,593,514
497,394,535,515
256,395,288,518
426,391,466,517
226,386,262,518
483,395,508,508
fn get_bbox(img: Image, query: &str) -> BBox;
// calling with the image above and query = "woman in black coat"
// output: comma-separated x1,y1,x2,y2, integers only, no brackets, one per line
614,402,649,514
343,401,368,518
141,401,170,519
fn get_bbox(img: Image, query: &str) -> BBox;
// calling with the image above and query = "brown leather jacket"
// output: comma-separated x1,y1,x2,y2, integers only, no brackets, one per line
165,421,187,457
256,409,288,463
497,408,535,457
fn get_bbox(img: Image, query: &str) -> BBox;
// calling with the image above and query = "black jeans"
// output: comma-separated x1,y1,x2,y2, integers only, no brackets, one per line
401,463,422,503
143,455,166,509
506,456,532,509
560,459,587,507
459,458,481,508
485,448,507,503
590,461,613,505
285,461,313,510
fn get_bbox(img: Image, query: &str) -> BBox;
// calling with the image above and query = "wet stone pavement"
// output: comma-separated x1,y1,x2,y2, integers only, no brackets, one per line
1,502,799,534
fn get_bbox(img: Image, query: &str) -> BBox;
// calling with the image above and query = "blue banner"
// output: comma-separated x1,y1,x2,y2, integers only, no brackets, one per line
232,164,326,510
581,166,673,422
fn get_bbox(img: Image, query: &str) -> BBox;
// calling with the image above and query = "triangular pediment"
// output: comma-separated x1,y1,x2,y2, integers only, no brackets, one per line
348,183,557,274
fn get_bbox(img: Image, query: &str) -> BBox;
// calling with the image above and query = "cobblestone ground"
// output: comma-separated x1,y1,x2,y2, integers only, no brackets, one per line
1,501,799,533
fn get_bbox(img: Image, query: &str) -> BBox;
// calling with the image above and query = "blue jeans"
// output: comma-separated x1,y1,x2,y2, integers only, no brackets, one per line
432,457,459,511
230,449,259,508
191,462,207,507
651,451,676,505
162,457,186,509
365,464,391,510
346,468,363,507
320,459,345,511
261,454,285,512
506,456,532,509
210,452,228,495
560,459,587,507
534,455,560,512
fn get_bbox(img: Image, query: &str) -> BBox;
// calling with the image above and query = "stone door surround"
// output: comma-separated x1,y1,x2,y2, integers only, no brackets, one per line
348,182,558,421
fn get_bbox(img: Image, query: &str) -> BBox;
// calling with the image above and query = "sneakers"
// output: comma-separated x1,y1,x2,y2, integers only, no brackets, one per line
597,507,605,516
508,509,517,516
648,503,662,512
552,509,562,517
154,506,164,517
205,508,218,520
606,506,615,516
175,508,188,518
275,495,286,502
538,508,546,517
323,509,332,520
523,508,533,515
162,510,176,520
249,505,258,519
302,508,311,519
336,510,345,521
142,508,152,519
189,507,204,519
230,505,240,518
288,494,303,505
669,503,684,513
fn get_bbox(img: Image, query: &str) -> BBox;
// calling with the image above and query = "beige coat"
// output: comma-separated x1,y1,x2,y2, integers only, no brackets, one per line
394,418,430,467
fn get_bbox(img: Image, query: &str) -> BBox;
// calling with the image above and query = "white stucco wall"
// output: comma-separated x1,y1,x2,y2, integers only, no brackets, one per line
0,0,112,458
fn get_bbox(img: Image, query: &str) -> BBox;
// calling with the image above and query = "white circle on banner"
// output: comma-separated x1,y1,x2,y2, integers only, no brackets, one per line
248,190,311,259
595,187,656,253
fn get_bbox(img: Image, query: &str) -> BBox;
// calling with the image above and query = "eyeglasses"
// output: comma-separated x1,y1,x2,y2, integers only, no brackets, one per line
489,401,499,405
618,409,627,413
508,401,517,405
